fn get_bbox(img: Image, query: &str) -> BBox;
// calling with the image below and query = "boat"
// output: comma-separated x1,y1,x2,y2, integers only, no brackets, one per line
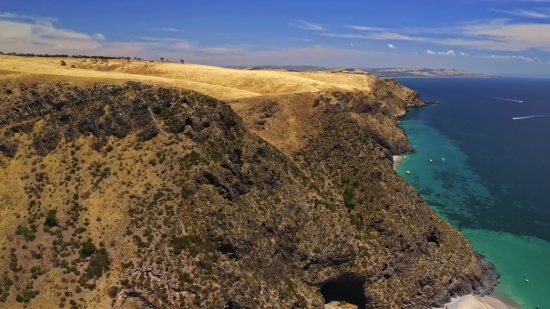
442,158,445,162
428,159,433,163
405,171,410,174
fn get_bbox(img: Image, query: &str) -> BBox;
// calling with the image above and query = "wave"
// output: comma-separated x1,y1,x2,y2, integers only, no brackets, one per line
512,115,550,120
490,97,524,103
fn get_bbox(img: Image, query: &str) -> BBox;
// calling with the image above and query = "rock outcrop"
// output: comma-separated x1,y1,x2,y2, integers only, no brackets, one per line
0,80,497,309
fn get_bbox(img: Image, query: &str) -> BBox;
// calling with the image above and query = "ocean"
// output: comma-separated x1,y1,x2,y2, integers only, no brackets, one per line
394,77,550,309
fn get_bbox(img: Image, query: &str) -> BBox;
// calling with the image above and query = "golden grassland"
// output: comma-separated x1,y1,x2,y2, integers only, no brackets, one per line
0,55,376,100
0,54,381,158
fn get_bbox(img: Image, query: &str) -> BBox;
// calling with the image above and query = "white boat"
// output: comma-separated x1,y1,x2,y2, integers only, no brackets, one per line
442,158,445,162
405,171,410,174
428,159,433,163
525,278,529,283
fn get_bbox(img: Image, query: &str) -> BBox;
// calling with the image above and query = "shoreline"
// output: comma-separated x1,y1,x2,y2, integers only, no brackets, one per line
434,294,521,309
392,155,404,171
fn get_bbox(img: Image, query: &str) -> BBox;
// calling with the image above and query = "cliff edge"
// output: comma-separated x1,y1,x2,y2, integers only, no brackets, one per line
0,63,497,309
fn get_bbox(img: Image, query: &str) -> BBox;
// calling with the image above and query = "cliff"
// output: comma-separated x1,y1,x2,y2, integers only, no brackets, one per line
0,79,497,309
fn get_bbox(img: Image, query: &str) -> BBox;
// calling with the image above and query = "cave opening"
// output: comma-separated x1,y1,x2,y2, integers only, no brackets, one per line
320,276,367,308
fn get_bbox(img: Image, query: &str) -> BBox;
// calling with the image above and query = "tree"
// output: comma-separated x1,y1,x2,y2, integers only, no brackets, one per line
160,57,164,61
60,60,66,66
180,59,185,64
80,241,97,258
44,210,58,227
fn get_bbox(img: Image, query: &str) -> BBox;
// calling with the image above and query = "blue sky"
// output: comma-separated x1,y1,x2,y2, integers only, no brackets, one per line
1,0,550,75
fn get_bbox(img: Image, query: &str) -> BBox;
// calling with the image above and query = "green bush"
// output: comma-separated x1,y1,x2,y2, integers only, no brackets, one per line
44,210,58,228
85,248,110,279
79,241,96,258
343,186,356,210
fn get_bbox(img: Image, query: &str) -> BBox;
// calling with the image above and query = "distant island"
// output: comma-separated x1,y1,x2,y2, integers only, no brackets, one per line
227,65,498,78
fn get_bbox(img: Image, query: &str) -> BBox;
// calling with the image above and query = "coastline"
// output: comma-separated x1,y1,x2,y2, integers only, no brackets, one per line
396,101,508,308
392,155,404,171
434,294,520,309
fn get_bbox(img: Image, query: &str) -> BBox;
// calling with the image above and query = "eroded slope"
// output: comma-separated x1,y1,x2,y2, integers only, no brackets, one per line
0,81,496,309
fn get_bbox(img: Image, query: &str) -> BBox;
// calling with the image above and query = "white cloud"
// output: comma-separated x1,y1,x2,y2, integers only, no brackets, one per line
459,52,469,56
484,55,536,61
388,44,395,49
0,18,102,52
425,49,457,56
345,25,388,31
0,12,57,22
288,20,324,31
152,27,179,32
350,43,354,46
0,12,250,57
439,50,456,55
157,28,179,32
325,19,550,51
93,33,105,41
490,8,550,19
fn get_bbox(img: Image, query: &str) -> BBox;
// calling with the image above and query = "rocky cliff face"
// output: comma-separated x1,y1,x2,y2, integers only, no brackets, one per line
0,80,497,309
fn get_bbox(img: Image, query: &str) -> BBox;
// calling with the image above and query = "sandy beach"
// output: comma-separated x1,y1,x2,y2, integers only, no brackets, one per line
393,155,405,171
434,295,520,309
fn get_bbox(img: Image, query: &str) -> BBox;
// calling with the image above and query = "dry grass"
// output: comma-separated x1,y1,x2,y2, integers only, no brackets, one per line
0,55,381,159
0,55,377,100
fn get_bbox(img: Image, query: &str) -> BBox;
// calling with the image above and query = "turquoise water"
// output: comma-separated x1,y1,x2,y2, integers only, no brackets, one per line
395,78,550,309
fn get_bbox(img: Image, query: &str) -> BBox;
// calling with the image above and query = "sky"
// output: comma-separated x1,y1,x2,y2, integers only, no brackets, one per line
1,0,550,76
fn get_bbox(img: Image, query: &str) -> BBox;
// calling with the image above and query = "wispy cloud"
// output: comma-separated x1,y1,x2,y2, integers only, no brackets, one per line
490,8,550,18
0,12,248,57
345,25,388,31
323,19,550,51
388,44,395,49
152,27,180,32
0,14,102,52
288,20,324,31
425,49,459,56
0,12,57,22
459,52,469,56
483,54,536,61
93,33,106,41
439,50,456,55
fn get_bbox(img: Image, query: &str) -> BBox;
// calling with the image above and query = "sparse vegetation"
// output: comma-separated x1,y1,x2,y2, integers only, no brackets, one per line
0,62,493,309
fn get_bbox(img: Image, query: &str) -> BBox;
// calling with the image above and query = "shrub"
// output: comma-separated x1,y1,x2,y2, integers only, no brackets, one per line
107,286,118,298
15,225,35,242
44,210,58,228
84,248,110,279
79,241,96,258
343,187,355,210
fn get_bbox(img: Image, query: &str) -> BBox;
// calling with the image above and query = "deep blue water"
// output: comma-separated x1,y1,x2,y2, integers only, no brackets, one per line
394,78,550,309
